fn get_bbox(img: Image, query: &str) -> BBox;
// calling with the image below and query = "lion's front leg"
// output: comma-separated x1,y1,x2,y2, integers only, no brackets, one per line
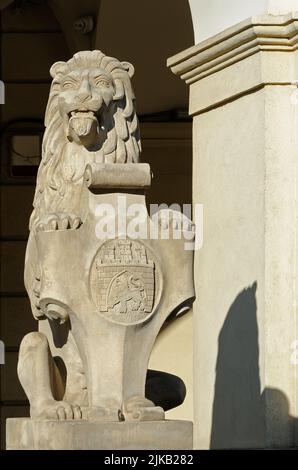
18,332,82,420
36,212,82,232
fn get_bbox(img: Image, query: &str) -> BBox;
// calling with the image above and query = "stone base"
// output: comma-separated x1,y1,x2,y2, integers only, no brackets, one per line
6,419,193,450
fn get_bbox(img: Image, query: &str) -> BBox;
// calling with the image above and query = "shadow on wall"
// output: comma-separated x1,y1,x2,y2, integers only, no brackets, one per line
210,282,296,449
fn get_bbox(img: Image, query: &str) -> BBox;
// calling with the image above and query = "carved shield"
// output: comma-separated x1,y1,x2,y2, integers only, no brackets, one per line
90,239,156,325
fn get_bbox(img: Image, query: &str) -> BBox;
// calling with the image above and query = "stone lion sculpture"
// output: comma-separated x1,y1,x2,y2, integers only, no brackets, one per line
19,51,186,421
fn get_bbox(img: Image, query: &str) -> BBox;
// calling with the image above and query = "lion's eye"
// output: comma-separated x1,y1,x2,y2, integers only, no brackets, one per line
62,81,77,90
95,79,110,88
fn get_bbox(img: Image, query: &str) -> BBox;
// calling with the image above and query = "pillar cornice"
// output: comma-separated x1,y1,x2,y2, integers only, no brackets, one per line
168,13,298,114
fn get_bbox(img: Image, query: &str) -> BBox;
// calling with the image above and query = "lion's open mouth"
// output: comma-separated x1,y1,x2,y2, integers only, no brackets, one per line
68,110,96,119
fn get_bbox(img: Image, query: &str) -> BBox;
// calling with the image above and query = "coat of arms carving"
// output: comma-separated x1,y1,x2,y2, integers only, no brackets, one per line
90,239,157,325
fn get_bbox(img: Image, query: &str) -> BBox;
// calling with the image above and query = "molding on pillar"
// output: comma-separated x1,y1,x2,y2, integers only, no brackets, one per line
168,12,298,84
168,12,298,115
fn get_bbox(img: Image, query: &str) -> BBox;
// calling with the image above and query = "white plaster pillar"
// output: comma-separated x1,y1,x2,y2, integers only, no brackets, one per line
169,12,298,449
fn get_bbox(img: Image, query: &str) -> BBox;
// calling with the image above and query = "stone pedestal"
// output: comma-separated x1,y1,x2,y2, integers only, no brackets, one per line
6,419,193,450
169,13,298,449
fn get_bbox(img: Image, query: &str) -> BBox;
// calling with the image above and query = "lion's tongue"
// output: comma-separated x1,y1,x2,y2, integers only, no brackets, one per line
69,113,97,137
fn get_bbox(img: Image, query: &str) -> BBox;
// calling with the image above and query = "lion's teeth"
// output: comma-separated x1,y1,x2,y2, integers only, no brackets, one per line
69,110,95,119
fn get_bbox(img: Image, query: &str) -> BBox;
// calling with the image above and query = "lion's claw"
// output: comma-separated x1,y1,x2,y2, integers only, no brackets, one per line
36,213,82,232
31,400,82,420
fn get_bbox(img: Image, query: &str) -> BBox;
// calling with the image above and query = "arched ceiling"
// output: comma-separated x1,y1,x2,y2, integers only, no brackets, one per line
48,0,194,116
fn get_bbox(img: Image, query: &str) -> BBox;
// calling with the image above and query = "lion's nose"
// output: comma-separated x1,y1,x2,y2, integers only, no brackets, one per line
78,91,91,102
77,80,92,102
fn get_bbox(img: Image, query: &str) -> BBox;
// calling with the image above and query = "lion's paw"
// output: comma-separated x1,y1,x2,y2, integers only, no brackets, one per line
31,400,82,420
36,213,82,232
123,396,165,421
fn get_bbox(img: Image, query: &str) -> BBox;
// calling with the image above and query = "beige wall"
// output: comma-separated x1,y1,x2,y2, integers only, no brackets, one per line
191,77,297,451
149,311,193,422
193,89,266,448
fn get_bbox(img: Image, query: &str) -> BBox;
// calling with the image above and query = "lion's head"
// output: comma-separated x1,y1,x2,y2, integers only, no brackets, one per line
31,50,141,228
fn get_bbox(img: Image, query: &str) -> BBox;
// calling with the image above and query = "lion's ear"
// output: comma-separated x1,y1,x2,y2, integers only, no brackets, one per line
121,61,135,78
50,61,66,78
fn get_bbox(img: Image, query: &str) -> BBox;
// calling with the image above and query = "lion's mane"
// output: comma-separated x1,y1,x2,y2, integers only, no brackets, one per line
30,50,141,230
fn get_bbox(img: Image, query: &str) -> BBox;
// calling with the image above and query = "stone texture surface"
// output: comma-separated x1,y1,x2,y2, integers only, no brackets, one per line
6,419,193,450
